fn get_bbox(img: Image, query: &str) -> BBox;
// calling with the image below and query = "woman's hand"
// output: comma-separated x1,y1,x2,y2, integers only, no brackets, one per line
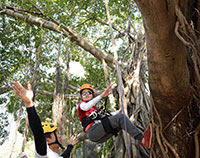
68,135,79,146
12,81,34,108
100,85,112,98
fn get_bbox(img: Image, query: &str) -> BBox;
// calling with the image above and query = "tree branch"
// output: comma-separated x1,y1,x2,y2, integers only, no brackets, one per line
94,16,124,35
94,16,135,41
36,90,79,100
0,7,117,69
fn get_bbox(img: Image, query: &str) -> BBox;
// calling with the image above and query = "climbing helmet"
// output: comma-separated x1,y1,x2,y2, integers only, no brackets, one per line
80,84,95,95
42,122,58,134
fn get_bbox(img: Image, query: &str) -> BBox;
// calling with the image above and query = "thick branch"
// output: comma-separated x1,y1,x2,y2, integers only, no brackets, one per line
0,7,116,69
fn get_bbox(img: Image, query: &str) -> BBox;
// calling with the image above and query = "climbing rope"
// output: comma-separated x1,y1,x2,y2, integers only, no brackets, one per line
109,5,136,158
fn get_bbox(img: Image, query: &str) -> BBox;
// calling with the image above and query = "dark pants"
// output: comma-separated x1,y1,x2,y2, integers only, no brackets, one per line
86,113,143,143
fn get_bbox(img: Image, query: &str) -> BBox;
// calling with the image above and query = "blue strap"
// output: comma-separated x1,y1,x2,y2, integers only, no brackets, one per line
113,5,135,158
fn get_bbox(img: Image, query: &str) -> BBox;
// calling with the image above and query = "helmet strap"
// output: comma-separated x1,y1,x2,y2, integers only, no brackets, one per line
48,131,64,149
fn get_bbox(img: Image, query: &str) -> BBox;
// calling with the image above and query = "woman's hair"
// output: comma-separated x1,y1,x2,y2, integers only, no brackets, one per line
44,132,52,139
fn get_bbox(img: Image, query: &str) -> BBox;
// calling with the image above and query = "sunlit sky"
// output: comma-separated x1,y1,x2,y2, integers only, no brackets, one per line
69,61,85,78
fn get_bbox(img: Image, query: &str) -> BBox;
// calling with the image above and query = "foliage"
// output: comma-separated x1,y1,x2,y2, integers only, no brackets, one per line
97,138,113,158
0,0,143,157
0,106,9,145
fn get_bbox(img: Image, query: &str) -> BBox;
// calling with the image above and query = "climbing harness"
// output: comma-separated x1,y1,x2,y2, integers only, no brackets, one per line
81,104,118,136
101,116,118,136
99,96,108,112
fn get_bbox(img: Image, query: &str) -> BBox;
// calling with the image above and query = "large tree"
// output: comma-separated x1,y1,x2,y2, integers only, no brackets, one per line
0,0,199,158
134,0,200,158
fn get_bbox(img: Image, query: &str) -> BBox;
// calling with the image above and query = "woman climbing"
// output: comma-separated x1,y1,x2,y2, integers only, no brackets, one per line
77,83,151,148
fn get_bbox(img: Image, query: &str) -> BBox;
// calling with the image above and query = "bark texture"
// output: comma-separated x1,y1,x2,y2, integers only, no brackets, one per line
135,0,200,157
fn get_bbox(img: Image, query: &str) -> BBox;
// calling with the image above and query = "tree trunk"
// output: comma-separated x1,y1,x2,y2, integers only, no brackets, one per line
9,102,23,158
119,34,150,158
135,0,200,157
21,115,29,152
52,41,65,139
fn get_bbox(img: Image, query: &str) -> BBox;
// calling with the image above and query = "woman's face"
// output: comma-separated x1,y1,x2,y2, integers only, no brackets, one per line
81,89,93,101
46,131,62,149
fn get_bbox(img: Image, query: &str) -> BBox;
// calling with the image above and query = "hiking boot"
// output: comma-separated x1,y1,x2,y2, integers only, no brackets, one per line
140,124,152,148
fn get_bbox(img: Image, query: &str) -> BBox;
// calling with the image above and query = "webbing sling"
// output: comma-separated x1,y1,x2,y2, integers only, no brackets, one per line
101,117,118,136
100,97,119,136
